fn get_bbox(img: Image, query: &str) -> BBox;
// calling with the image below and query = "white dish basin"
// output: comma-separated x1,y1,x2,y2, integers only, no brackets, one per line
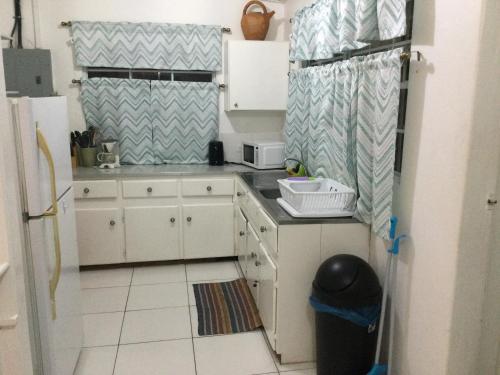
277,198,354,218
277,178,356,214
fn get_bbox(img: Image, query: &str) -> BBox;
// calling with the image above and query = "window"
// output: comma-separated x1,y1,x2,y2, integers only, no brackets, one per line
303,0,414,174
86,68,214,83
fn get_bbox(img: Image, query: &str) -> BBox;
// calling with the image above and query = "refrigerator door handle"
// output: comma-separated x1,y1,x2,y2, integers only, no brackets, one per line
36,127,62,320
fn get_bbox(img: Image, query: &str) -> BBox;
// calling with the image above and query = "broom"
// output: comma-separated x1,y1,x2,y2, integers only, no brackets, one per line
367,216,406,375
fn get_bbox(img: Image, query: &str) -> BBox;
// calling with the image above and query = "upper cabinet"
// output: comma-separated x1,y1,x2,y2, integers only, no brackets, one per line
224,41,289,111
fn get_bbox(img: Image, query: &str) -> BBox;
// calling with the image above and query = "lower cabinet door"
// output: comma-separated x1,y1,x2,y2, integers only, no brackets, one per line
183,203,234,259
246,225,260,303
236,208,248,276
75,208,125,265
124,206,180,262
257,243,277,350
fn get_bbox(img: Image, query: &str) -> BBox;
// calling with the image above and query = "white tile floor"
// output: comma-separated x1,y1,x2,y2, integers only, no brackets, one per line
75,260,316,375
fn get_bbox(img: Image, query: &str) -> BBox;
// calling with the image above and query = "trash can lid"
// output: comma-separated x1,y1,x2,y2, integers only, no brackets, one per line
312,254,381,308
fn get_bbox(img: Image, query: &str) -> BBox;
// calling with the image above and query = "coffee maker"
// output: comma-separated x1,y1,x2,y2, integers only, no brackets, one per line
98,140,120,168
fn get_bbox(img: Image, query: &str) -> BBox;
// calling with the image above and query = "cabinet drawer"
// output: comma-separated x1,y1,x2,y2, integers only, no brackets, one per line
122,180,178,198
235,178,249,210
257,208,278,256
74,180,117,199
245,192,261,227
182,178,234,197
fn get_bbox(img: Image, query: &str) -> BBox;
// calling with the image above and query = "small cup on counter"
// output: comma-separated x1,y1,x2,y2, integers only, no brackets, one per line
79,147,97,167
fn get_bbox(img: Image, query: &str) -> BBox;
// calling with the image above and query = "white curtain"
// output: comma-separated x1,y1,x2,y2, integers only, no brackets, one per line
81,78,154,165
284,49,402,239
151,81,219,164
290,0,406,61
71,21,222,71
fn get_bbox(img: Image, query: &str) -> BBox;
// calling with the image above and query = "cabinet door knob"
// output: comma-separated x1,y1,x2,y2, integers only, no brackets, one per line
83,187,90,194
260,226,267,233
147,187,153,193
109,220,116,226
255,261,261,267
239,231,245,236
234,103,239,108
206,185,212,192
253,282,258,288
187,216,192,222
237,191,245,197
170,217,176,223
251,252,256,258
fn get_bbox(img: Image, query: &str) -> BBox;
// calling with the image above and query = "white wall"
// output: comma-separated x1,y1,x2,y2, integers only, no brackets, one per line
32,0,288,162
286,0,500,374
0,0,38,48
369,0,500,374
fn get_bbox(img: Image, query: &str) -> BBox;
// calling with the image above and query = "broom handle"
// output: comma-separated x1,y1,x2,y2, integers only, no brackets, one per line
387,251,398,374
374,253,392,363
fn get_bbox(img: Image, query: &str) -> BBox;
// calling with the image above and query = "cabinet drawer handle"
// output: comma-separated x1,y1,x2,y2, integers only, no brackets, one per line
239,231,245,236
206,185,212,192
109,220,116,226
251,252,256,258
147,187,153,193
260,226,267,233
187,216,192,222
83,187,90,194
170,217,176,223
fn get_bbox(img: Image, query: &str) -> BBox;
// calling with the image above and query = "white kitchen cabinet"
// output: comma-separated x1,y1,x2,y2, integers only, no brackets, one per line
257,243,277,350
124,206,180,262
246,225,260,302
224,40,289,111
183,203,234,259
75,208,125,265
236,208,248,276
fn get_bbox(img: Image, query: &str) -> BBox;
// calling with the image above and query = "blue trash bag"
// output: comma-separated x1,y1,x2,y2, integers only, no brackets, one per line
309,296,381,328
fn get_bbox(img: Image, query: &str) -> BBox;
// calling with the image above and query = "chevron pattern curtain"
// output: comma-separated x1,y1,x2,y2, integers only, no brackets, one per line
290,0,406,61
290,0,368,61
71,21,222,71
151,81,219,164
285,62,358,191
355,49,401,238
284,49,402,239
355,0,407,41
81,78,154,164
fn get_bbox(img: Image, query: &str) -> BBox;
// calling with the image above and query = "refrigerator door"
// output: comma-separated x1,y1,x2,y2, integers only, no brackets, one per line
28,187,83,375
14,96,72,216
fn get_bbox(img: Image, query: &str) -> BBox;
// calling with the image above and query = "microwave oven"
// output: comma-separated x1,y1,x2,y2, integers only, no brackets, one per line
241,141,285,169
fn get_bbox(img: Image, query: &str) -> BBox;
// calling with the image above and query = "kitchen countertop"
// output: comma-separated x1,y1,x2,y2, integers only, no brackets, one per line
73,163,262,180
73,164,360,226
239,172,360,225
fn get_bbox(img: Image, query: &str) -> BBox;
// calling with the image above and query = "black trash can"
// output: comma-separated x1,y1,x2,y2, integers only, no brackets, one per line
310,254,382,375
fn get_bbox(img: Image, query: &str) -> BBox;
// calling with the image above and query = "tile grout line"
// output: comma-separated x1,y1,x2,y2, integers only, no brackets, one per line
185,264,198,375
111,267,134,375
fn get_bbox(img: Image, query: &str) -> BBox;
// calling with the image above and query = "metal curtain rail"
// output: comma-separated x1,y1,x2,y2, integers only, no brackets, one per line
60,21,231,33
71,79,226,89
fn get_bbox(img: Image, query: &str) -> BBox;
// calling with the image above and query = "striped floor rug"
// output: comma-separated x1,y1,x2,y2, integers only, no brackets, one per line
193,278,262,336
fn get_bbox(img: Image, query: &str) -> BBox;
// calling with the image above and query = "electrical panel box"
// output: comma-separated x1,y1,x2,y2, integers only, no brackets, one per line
2,48,54,97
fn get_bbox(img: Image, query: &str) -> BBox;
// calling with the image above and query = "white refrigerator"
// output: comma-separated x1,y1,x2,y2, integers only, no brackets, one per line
10,96,83,375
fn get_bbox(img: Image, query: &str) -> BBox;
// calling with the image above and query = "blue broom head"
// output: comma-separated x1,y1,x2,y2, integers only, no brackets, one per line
367,364,388,375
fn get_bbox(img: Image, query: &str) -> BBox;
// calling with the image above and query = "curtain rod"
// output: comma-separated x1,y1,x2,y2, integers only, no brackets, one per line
60,21,231,33
72,79,226,88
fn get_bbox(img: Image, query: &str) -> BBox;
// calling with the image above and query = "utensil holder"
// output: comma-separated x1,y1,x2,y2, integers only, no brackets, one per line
79,147,97,167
